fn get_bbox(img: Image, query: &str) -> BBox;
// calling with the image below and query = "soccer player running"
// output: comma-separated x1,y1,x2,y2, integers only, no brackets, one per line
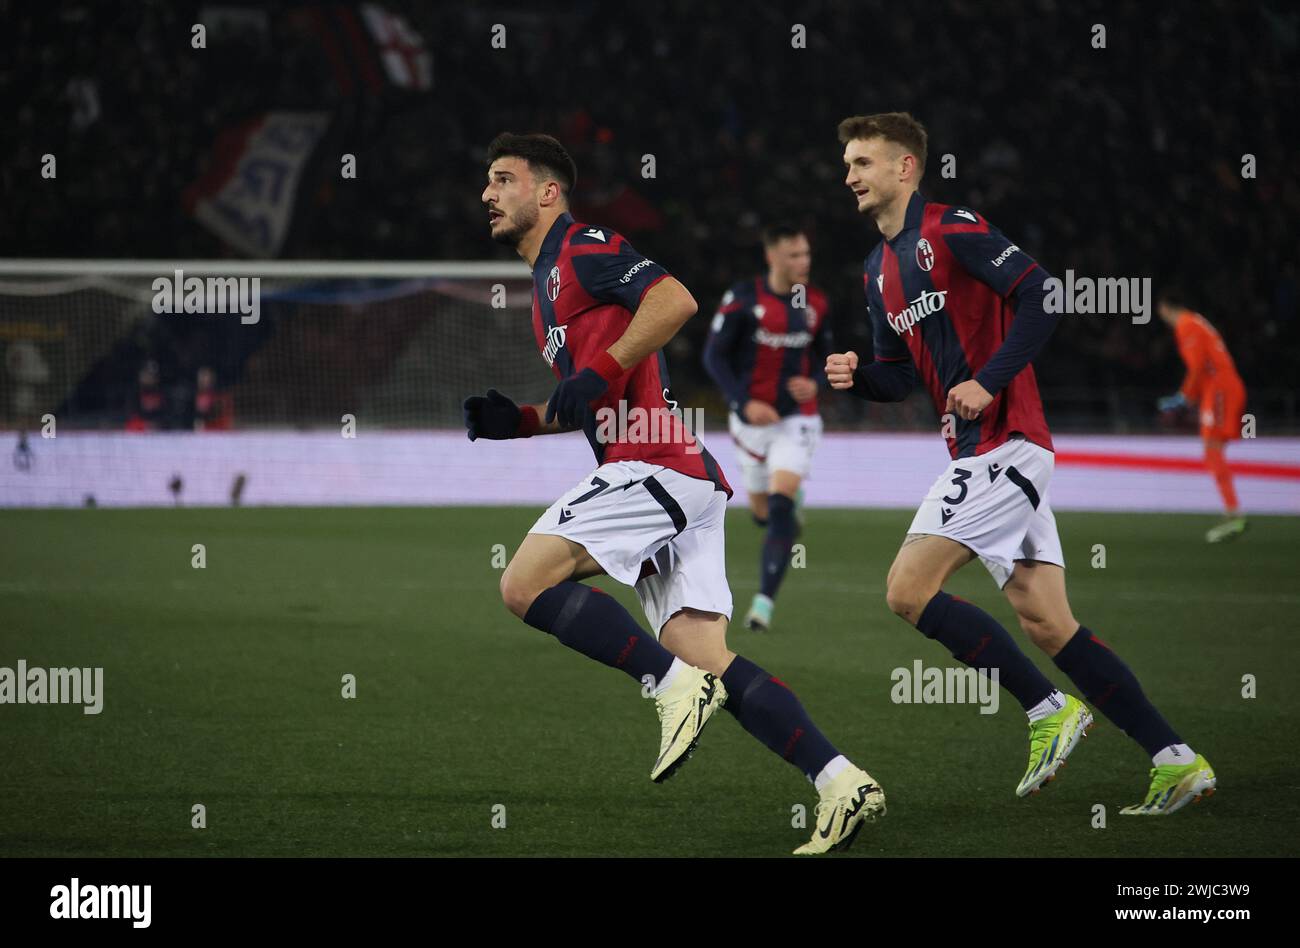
826,113,1215,815
1156,294,1248,543
465,133,883,852
703,223,834,632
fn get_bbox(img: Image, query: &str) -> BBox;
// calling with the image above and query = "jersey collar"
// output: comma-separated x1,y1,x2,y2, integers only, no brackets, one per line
886,191,926,246
539,211,575,259
761,276,793,299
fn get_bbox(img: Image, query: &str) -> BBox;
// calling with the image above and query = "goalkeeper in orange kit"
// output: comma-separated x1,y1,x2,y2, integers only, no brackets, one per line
1156,294,1248,543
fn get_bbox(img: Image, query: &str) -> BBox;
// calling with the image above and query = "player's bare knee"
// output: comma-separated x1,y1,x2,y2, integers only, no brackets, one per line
885,577,931,626
499,568,540,619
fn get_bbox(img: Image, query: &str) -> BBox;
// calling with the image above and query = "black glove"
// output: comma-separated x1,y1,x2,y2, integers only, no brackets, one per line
464,388,524,441
545,369,608,429
544,353,624,429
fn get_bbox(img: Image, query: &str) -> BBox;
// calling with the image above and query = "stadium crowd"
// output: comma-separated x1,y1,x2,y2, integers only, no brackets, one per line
3,1,1296,429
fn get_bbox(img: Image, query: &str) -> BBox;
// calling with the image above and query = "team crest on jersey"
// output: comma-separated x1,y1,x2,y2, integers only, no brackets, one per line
916,238,935,272
546,266,561,301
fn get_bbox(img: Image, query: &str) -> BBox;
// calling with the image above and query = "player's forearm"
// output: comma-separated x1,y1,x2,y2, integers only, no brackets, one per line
523,402,577,436
849,360,916,402
605,277,696,371
973,268,1056,396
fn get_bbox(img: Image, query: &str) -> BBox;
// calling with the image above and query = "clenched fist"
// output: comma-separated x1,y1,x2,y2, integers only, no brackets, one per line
825,351,859,390
946,379,993,420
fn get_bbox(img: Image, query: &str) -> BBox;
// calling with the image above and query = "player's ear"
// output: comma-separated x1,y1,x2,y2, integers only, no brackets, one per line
538,179,563,209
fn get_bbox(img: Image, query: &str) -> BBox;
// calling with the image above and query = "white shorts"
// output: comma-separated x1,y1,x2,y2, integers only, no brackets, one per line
907,437,1064,589
528,460,733,635
727,412,823,495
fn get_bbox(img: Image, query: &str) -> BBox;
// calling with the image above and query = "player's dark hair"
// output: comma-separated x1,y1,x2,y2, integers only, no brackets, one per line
761,221,805,246
838,112,929,177
486,132,577,199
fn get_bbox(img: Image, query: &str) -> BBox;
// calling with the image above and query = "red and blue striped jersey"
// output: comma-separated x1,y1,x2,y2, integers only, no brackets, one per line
865,192,1053,459
530,212,732,496
703,277,833,418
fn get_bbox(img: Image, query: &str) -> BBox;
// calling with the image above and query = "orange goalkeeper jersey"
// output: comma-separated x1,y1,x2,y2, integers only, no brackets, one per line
1174,310,1243,403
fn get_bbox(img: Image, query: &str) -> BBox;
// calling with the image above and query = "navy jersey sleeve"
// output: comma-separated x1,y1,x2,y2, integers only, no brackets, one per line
702,284,750,409
936,207,1059,395
974,267,1057,395
937,206,1039,297
569,228,670,311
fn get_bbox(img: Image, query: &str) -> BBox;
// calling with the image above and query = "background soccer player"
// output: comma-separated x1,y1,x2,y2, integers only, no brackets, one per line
703,223,834,632
826,112,1216,815
464,133,883,852
1156,295,1249,543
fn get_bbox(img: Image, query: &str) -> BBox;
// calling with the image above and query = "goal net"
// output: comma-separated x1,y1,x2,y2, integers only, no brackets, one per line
0,260,546,432
0,259,587,507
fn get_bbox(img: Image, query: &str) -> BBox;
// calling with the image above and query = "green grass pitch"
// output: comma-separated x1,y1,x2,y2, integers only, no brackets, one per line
1,506,1297,857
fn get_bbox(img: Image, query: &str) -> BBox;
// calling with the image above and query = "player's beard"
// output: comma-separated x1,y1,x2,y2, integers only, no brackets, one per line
491,202,540,247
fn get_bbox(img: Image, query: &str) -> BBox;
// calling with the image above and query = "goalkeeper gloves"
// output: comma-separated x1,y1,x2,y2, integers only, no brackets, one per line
544,351,624,429
1157,392,1188,413
463,389,538,441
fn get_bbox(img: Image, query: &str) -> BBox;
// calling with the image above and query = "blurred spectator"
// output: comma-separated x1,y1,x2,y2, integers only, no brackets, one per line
2,0,1296,428
125,360,164,432
193,366,233,431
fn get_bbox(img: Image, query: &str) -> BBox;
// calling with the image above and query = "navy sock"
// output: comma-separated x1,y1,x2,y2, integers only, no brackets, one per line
916,591,1055,711
522,581,674,686
721,655,839,781
759,493,797,599
1052,626,1181,756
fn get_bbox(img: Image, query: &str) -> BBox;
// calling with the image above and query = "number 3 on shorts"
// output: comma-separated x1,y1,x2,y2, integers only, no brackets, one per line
942,467,972,505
